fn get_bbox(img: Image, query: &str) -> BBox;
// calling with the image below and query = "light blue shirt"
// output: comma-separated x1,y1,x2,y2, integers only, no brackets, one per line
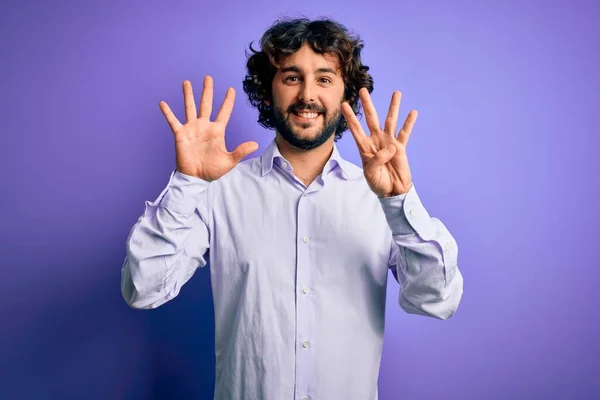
121,138,464,400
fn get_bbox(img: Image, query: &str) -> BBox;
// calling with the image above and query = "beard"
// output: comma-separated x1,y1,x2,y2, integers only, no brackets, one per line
271,98,343,150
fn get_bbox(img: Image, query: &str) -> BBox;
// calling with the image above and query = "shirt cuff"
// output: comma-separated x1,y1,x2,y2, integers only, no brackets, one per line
158,169,211,216
378,183,436,240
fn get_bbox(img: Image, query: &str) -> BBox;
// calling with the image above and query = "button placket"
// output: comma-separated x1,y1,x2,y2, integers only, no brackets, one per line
295,192,314,398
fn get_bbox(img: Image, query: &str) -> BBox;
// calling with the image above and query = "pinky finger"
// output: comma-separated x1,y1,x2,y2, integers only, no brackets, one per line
159,101,183,133
397,110,418,145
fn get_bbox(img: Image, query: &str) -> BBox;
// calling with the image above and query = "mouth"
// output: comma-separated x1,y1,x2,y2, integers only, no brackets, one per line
291,111,322,122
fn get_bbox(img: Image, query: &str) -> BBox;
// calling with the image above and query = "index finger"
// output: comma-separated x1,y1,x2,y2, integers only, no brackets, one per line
215,87,236,126
341,102,369,152
359,88,381,134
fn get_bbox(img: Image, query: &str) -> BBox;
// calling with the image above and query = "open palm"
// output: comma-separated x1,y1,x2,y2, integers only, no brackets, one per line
159,76,259,181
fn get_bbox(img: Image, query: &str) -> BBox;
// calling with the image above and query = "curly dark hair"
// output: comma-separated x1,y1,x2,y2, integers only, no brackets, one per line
242,17,374,141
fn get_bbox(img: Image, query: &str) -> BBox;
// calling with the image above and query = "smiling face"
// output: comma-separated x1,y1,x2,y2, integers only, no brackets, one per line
268,42,347,150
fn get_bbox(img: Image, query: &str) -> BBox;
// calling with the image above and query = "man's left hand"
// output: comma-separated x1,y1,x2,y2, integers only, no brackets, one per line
341,88,418,197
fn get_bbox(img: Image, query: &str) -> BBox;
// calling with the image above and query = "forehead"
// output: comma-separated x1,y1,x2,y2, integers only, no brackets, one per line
277,42,340,72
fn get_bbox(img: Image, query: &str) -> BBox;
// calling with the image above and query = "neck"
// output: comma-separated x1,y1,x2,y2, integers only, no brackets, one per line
274,133,335,186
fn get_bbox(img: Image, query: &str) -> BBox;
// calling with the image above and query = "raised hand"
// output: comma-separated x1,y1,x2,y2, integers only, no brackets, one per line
341,88,418,197
159,76,259,181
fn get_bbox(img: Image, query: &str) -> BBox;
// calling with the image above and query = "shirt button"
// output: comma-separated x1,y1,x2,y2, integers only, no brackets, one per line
302,287,309,294
282,162,288,168
409,208,416,216
302,341,309,348
303,236,309,243
444,242,451,251
301,397,308,400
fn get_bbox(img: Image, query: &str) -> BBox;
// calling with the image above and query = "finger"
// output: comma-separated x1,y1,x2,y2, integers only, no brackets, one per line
231,141,259,164
159,101,182,132
341,102,368,152
397,110,418,146
215,87,236,126
183,80,197,123
383,91,401,136
366,145,397,172
199,75,214,119
359,87,381,134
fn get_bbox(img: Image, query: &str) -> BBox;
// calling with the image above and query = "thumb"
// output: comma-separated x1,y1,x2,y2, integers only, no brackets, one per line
231,141,259,164
368,145,396,168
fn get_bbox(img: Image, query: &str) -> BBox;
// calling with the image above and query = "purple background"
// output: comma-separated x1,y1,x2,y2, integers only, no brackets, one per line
1,0,598,398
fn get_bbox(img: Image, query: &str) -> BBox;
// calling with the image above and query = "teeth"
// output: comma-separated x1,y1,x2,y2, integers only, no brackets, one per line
298,112,318,119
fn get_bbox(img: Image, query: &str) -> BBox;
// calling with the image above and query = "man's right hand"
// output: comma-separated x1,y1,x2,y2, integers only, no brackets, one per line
159,76,259,181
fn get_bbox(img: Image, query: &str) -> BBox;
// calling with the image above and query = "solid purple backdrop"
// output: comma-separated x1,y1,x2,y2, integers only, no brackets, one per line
1,0,598,399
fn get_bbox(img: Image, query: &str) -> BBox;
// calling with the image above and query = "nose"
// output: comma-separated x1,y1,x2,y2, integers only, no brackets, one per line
299,80,316,103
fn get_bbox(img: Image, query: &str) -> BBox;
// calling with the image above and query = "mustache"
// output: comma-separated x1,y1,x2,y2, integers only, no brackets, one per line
288,102,326,114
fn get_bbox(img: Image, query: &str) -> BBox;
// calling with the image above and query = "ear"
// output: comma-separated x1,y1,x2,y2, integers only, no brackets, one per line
262,88,273,107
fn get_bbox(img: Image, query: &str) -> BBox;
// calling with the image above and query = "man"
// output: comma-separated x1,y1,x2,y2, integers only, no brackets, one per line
121,17,463,400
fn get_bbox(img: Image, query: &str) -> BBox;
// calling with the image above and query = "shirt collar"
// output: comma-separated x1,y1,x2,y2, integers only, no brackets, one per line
260,138,362,180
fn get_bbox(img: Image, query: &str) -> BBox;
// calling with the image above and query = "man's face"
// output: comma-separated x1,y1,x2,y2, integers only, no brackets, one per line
269,43,346,150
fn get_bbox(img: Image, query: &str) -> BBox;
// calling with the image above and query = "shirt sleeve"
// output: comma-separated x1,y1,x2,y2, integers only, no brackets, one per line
121,169,212,309
378,184,464,320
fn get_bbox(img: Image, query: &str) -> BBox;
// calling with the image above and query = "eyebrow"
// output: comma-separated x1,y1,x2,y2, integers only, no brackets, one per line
279,66,338,75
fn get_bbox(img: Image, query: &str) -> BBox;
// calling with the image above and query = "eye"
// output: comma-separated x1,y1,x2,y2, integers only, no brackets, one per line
285,76,301,82
319,77,332,84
